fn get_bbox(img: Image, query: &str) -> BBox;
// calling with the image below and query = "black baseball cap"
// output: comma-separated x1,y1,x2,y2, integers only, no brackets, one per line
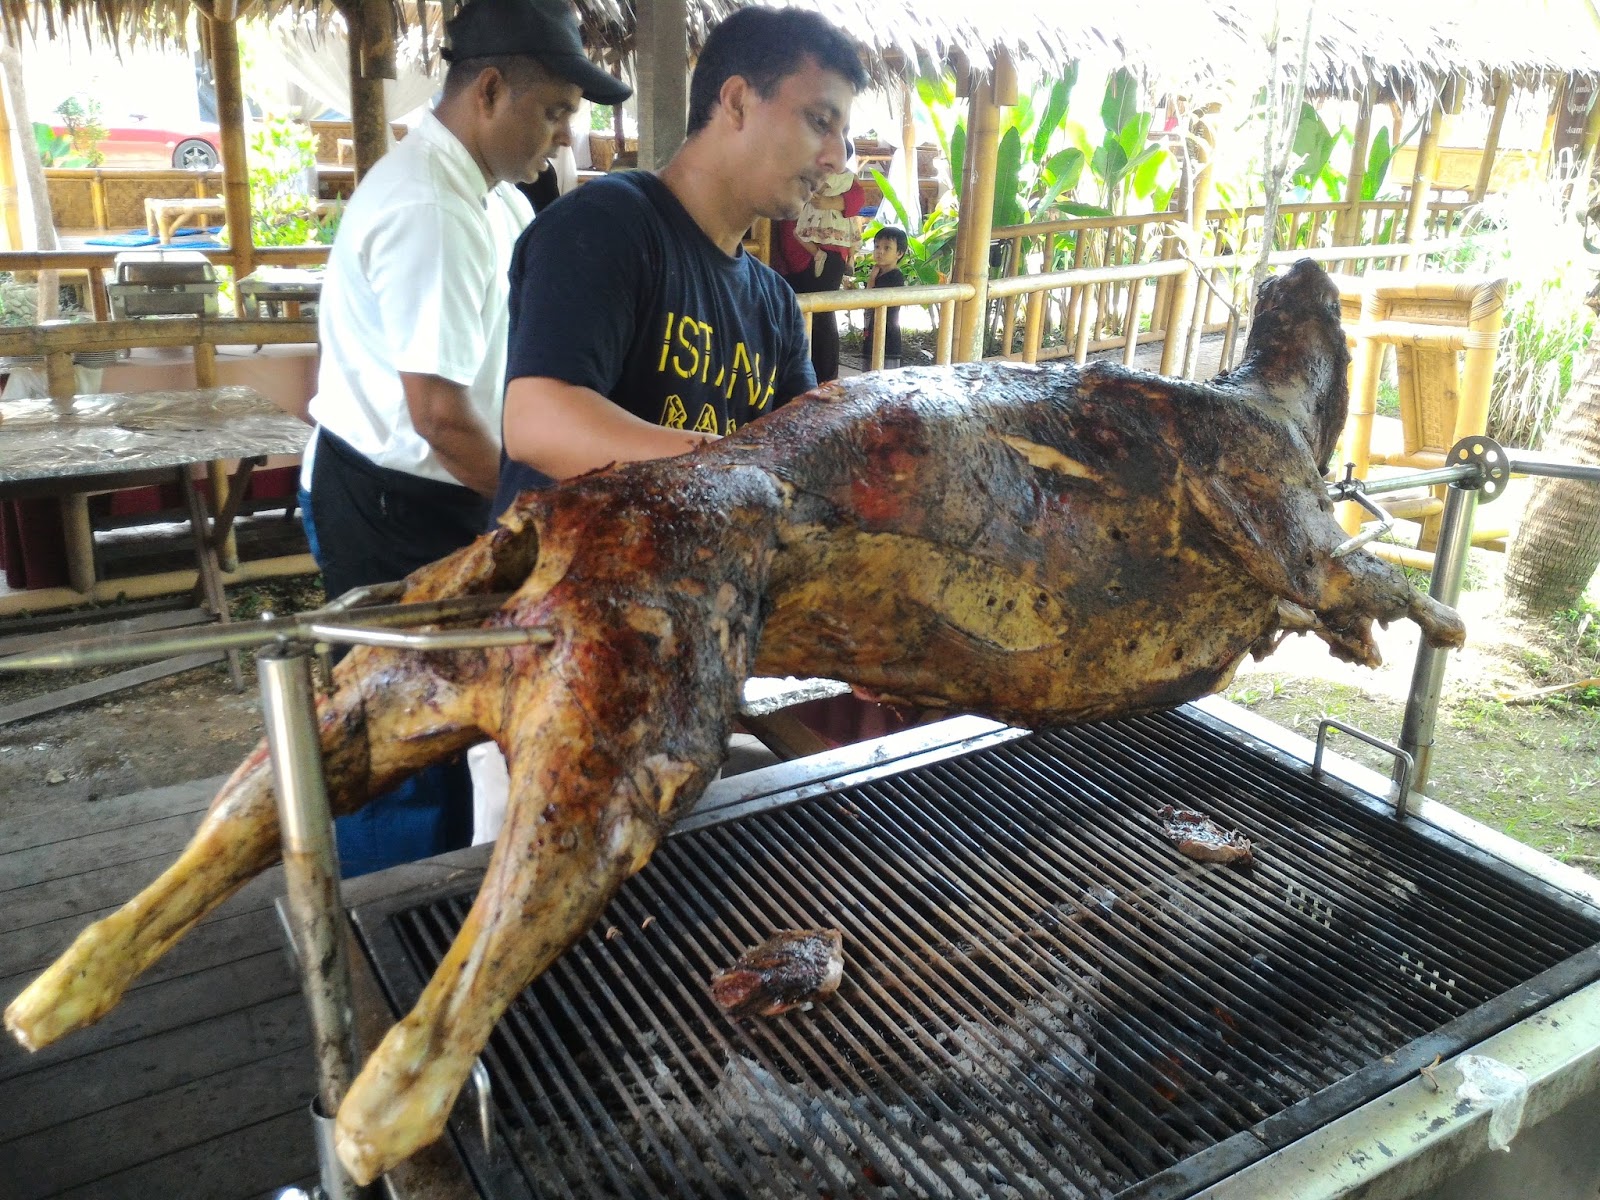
442,0,632,107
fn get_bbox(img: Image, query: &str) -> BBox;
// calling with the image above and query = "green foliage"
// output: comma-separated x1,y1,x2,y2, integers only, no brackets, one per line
247,117,337,247
1362,127,1394,201
54,96,106,167
1087,68,1164,212
916,64,1162,237
32,122,85,168
1287,103,1345,201
864,168,959,287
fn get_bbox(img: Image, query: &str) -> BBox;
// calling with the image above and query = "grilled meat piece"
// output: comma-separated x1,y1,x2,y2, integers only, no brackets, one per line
711,929,846,1017
6,260,1465,1185
1158,805,1255,866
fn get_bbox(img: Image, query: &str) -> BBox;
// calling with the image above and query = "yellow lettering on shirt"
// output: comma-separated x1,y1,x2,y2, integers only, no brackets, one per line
692,403,720,434
726,417,737,435
657,312,675,373
672,315,702,380
652,310,788,420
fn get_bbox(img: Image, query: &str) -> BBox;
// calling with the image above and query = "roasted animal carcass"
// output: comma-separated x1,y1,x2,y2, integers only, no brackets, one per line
4,259,1463,1183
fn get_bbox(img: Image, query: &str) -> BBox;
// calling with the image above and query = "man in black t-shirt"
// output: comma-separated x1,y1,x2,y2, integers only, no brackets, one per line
492,7,870,516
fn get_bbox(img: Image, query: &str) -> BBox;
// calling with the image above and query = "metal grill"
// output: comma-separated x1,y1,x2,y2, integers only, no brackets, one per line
356,707,1600,1199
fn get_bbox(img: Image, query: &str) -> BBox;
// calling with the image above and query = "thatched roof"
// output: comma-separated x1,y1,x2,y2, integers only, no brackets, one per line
7,0,1600,102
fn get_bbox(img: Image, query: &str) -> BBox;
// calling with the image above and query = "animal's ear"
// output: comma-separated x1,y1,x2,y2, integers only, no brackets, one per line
1183,468,1330,608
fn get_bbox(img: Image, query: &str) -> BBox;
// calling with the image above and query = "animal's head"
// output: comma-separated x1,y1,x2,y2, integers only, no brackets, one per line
1238,259,1349,473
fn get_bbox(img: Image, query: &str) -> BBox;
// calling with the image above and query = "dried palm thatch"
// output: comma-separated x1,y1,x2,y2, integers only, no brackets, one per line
6,0,1600,101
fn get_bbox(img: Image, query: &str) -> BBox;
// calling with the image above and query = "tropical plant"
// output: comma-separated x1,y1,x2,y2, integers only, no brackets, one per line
54,96,106,167
1286,103,1345,202
247,117,335,247
915,67,1169,232
862,168,960,287
32,122,85,168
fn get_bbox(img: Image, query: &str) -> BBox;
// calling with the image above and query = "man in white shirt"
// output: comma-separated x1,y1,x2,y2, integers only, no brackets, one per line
302,0,630,876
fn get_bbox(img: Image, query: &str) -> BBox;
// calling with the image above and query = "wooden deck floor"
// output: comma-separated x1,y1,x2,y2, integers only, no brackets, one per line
0,775,318,1200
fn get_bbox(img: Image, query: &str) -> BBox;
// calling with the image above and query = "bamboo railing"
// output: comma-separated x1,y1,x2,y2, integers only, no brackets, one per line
980,196,1476,373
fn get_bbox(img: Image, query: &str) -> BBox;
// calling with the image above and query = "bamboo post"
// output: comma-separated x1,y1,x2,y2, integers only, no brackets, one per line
1339,285,1384,535
636,0,687,170
900,79,919,224
952,53,1012,363
0,54,20,252
1402,75,1457,268
43,351,96,593
341,0,397,180
1472,74,1512,204
192,342,240,572
207,13,256,281
1159,103,1218,375
1334,86,1375,260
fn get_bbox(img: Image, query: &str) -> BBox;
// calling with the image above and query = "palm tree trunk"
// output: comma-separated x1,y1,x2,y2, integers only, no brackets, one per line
1503,336,1600,616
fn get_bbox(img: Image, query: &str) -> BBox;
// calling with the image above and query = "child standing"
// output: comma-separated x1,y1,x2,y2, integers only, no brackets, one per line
862,226,908,370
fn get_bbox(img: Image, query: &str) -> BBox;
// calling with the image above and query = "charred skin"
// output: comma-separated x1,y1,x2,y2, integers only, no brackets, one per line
4,260,1464,1184
710,929,847,1018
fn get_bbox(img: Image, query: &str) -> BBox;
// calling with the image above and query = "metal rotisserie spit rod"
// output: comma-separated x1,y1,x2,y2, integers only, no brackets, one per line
258,645,373,1200
1400,443,1600,796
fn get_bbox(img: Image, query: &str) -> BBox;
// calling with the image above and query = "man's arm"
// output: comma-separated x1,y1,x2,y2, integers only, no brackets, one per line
502,376,714,481
401,372,501,497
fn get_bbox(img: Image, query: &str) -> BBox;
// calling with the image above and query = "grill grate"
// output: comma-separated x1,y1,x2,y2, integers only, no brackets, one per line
360,708,1600,1199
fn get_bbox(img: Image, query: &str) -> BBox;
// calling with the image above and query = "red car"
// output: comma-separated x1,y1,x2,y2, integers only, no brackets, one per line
52,116,222,170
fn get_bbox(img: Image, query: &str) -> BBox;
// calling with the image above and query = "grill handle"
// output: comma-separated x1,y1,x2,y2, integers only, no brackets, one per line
1313,718,1415,818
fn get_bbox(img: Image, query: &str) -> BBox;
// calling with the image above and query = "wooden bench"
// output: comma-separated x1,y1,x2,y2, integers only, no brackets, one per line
143,197,228,245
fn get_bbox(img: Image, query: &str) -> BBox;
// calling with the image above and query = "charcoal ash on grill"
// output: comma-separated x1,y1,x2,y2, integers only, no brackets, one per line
511,996,1108,1199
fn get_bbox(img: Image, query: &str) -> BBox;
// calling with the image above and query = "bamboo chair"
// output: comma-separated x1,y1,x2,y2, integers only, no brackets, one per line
1336,273,1507,569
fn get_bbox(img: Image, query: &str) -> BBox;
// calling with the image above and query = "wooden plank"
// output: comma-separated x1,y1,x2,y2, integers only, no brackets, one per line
0,848,210,935
1,993,308,1141
55,1109,317,1200
0,810,213,900
0,776,223,856
0,884,284,994
5,1045,314,1197
0,651,223,727
0,950,297,1083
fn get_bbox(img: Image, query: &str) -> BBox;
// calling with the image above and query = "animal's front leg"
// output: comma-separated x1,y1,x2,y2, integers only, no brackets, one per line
1185,469,1465,666
333,636,723,1184
4,643,483,1052
1303,552,1466,665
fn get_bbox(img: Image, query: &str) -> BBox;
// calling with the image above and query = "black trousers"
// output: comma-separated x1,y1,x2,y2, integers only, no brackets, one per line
305,429,490,875
309,428,490,599
782,250,849,382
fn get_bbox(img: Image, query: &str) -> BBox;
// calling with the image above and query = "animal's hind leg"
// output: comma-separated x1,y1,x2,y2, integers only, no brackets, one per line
4,643,483,1052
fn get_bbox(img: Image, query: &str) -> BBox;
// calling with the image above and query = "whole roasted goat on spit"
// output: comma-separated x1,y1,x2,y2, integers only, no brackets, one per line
5,259,1463,1183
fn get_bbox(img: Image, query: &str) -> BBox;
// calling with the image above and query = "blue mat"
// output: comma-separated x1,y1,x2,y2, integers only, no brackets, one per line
172,237,226,249
171,225,224,237
85,231,160,247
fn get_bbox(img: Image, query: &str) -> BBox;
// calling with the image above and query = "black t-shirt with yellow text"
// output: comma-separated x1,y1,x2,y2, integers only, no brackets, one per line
491,172,816,518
